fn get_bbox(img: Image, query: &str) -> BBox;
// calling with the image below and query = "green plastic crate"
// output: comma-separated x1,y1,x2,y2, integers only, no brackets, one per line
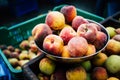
0,14,46,80
0,5,104,80
53,4,105,22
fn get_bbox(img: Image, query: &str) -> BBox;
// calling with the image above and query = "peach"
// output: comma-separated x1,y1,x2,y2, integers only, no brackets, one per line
85,44,96,56
3,49,11,58
8,58,19,67
112,34,120,42
15,48,21,54
10,52,19,58
19,40,30,50
45,11,65,30
32,23,52,46
62,45,70,58
72,16,89,30
66,66,87,80
50,69,66,80
7,45,15,52
67,36,88,57
18,60,29,66
115,28,120,34
28,52,37,60
77,23,98,43
92,52,108,66
43,34,64,56
89,23,101,31
93,31,107,50
59,26,77,45
107,77,119,80
29,40,38,53
19,50,29,60
92,67,108,80
39,58,56,75
60,5,77,23
105,39,120,55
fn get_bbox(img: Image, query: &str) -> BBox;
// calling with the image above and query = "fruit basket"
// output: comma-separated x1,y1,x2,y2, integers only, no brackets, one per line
35,19,109,63
22,10,120,80
0,5,105,80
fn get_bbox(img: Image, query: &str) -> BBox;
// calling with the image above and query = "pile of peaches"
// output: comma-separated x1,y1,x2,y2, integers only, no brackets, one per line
0,36,42,70
32,5,107,58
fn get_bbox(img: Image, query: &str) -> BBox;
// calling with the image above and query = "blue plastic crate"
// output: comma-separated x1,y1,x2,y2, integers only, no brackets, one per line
0,56,11,80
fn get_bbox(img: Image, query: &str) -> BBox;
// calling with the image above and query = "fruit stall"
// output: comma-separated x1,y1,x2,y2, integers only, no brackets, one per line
0,4,120,80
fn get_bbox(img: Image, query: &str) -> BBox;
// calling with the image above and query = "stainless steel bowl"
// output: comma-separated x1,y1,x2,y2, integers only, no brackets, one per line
35,19,110,63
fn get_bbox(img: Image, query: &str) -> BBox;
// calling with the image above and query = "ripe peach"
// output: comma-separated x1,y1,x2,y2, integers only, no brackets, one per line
93,31,107,50
112,34,120,42
62,46,70,58
32,23,52,45
50,69,66,80
8,58,19,67
10,52,19,58
105,39,120,55
92,67,108,80
18,60,29,66
59,26,77,45
60,5,77,23
85,44,96,56
67,36,88,57
43,34,64,56
45,11,65,30
7,45,15,52
92,52,108,66
3,49,11,58
28,52,37,60
89,23,101,31
19,50,29,60
15,48,21,54
107,77,119,80
19,40,30,50
77,23,98,43
72,16,89,30
66,66,87,80
115,28,120,34
29,40,38,53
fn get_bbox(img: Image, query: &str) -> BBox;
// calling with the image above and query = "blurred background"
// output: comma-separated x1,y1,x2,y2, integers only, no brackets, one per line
0,0,120,28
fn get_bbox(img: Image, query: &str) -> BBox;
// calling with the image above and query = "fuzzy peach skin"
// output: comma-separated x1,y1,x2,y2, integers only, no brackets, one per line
45,11,65,30
92,67,108,80
72,16,89,30
32,23,52,45
59,26,77,45
77,23,98,43
67,36,88,57
85,44,96,56
93,31,107,50
43,34,64,56
60,5,77,23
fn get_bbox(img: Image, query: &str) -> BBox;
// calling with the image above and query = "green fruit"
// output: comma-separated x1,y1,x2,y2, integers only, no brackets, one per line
81,60,91,71
105,55,120,73
39,58,56,75
87,73,91,80
106,27,117,38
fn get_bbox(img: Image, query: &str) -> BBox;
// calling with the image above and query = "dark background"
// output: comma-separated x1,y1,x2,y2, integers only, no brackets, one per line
0,0,120,28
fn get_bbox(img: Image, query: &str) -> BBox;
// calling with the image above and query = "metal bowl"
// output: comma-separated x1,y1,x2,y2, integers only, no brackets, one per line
35,19,110,63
